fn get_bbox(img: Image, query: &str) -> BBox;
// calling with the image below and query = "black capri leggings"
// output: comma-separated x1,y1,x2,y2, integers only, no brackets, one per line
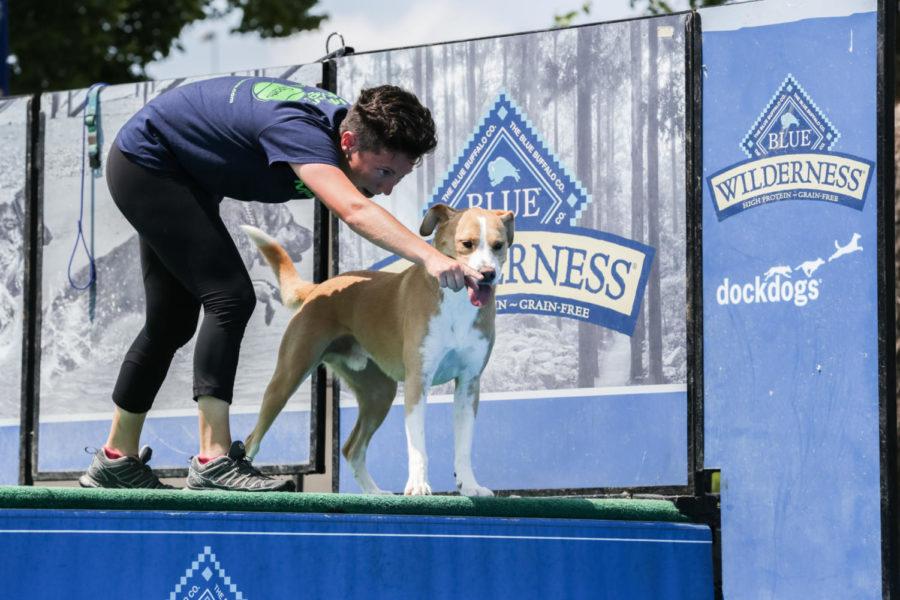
106,144,255,412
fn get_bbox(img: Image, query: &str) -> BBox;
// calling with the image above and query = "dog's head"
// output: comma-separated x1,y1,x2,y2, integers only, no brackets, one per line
419,204,514,307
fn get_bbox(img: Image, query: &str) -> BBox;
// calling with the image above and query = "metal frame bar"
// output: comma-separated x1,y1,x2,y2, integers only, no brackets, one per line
19,95,42,486
685,10,705,497
877,1,897,597
320,58,344,493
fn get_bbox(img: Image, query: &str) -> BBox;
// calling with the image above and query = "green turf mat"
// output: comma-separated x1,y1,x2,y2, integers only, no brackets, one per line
0,486,687,522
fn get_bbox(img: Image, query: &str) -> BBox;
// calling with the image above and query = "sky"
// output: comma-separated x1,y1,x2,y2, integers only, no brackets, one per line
146,0,647,80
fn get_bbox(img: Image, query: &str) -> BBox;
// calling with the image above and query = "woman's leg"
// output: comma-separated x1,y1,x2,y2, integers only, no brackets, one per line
105,146,255,453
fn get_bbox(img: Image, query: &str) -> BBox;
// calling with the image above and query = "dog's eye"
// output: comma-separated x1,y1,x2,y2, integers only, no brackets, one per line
491,242,503,251
461,240,474,249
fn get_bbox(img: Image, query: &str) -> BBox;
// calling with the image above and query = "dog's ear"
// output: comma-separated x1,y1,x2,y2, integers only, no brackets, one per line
419,204,457,237
494,210,515,245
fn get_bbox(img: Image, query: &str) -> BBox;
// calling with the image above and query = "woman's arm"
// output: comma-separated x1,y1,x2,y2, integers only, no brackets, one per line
292,162,482,291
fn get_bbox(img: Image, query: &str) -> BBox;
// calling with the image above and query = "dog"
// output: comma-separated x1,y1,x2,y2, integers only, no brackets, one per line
242,204,514,496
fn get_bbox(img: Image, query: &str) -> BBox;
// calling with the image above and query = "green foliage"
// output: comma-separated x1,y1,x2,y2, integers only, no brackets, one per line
554,1,592,28
629,0,730,14
8,0,326,94
216,0,324,38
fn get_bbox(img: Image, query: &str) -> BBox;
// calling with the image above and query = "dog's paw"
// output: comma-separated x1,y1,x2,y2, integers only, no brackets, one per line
458,482,494,497
404,479,433,496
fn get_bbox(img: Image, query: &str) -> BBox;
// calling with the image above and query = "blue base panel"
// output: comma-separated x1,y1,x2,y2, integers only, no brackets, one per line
0,508,713,599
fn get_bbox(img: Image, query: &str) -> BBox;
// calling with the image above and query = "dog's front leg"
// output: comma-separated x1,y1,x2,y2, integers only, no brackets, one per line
402,373,432,496
453,376,493,497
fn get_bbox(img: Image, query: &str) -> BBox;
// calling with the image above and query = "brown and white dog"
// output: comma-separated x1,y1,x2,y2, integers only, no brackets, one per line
242,204,513,496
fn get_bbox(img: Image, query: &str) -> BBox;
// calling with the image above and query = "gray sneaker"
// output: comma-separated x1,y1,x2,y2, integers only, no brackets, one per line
79,446,174,489
186,441,294,492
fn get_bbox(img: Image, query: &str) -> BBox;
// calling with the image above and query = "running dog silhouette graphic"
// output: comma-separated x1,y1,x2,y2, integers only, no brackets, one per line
795,258,825,278
828,233,862,262
764,265,793,280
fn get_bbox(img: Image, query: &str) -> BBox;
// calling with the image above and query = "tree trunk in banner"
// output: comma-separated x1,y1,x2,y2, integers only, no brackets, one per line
671,119,679,237
518,36,529,108
414,48,425,203
425,46,435,195
502,38,508,90
629,20,647,384
553,34,559,152
602,61,616,348
646,24,663,384
605,103,614,244
443,45,452,157
668,44,681,238
576,26,598,389
467,44,477,128
550,33,563,332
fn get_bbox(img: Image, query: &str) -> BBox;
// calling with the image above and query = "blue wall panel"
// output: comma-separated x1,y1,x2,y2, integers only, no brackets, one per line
0,508,713,599
340,390,687,493
701,2,883,597
0,410,310,482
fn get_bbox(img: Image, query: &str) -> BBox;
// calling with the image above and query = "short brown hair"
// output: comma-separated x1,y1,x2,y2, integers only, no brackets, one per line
340,85,437,161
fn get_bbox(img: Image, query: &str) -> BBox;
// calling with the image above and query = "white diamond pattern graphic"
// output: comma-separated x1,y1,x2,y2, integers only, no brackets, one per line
169,546,245,600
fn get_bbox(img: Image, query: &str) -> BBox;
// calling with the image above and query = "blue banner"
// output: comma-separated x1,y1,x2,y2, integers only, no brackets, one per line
701,2,881,598
0,508,713,599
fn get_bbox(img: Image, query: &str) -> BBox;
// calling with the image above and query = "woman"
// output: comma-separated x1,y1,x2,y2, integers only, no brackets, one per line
79,77,481,491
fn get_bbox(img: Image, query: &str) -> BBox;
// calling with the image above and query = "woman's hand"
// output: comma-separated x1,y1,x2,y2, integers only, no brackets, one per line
291,164,485,292
424,252,483,291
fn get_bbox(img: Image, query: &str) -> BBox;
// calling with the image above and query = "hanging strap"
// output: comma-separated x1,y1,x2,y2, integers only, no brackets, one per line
84,83,107,173
67,83,107,301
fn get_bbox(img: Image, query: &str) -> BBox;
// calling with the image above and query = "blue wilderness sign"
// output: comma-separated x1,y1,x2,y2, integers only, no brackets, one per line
707,74,874,220
374,93,654,335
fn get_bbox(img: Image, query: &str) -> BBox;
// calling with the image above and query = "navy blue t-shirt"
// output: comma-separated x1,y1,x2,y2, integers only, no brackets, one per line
116,76,350,202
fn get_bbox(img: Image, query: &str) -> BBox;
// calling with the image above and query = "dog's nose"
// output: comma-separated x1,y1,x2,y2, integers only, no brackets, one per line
480,268,496,284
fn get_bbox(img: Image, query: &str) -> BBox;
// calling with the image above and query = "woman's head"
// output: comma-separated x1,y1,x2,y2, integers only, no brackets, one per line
340,85,437,162
339,85,437,197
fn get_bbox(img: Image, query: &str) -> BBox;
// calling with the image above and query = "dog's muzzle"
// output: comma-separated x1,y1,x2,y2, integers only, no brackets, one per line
468,268,497,308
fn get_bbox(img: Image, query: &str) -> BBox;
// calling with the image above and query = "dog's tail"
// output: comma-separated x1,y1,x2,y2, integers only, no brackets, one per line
240,225,316,311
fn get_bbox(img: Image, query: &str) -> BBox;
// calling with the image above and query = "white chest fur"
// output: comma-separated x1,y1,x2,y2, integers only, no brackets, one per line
421,288,491,385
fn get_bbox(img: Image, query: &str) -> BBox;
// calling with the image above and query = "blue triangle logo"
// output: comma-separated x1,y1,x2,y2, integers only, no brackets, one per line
740,74,839,158
430,92,591,229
